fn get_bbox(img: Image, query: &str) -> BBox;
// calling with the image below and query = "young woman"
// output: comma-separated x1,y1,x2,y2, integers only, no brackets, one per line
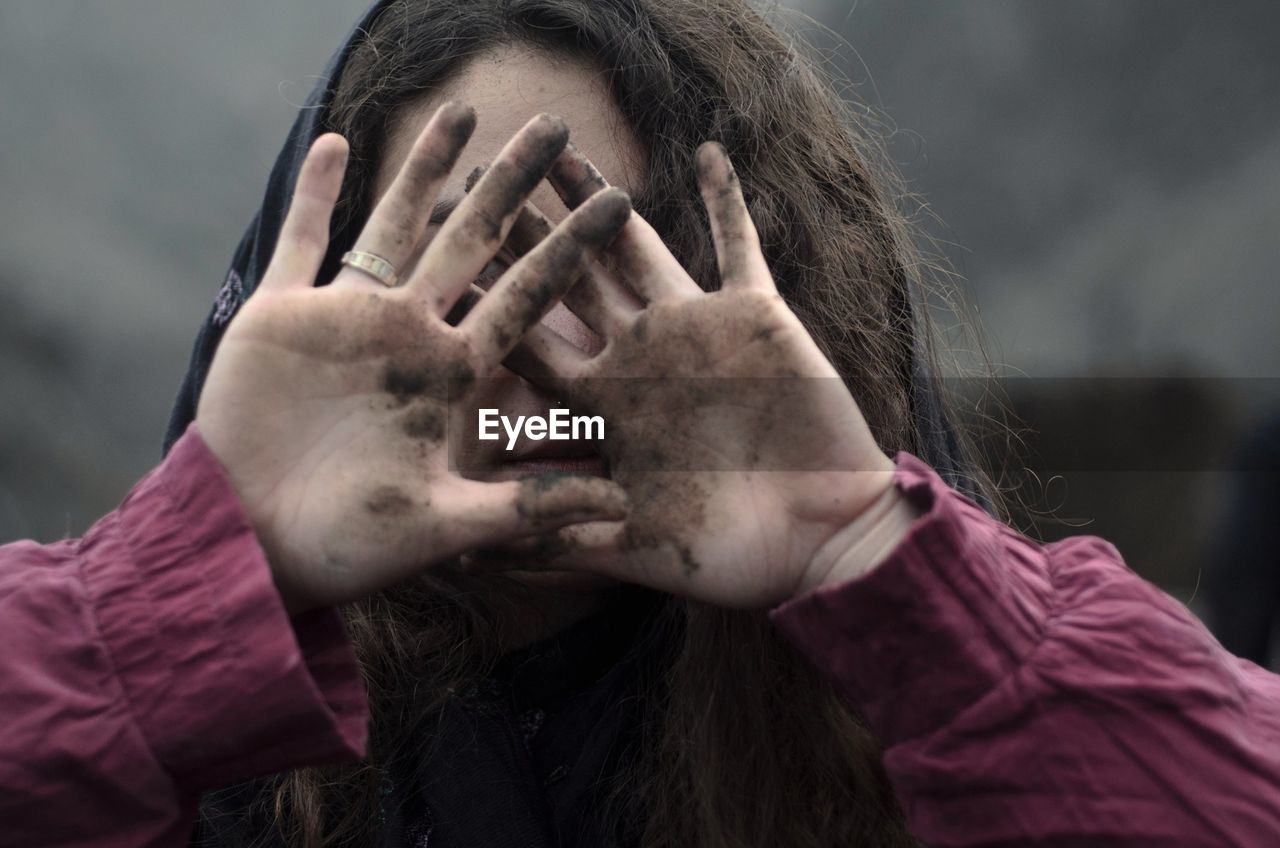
3,1,1278,846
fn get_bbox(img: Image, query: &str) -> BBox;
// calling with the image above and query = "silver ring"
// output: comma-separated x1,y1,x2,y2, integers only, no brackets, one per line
341,250,400,288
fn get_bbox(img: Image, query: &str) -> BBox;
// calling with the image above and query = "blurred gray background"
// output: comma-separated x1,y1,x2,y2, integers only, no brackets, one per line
2,1,1278,642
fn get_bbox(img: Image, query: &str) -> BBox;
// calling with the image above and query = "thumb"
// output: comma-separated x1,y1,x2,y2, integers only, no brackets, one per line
462,520,636,581
436,475,629,553
463,520,716,598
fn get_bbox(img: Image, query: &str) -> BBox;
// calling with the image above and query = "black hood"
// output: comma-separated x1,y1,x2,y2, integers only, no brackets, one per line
163,0,393,454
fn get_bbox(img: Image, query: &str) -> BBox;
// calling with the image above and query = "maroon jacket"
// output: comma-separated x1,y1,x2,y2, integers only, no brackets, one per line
2,426,1278,846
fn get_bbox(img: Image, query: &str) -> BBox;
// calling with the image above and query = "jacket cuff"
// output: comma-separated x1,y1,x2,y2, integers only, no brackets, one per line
770,452,1053,746
79,424,368,790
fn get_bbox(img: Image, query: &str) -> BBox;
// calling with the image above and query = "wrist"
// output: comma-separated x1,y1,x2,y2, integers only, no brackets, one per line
794,470,921,597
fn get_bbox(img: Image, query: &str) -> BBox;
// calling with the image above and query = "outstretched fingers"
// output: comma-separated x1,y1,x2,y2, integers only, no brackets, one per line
695,142,774,292
546,143,610,208
261,133,349,292
411,113,570,314
460,188,633,368
549,145,698,301
337,101,476,290
503,203,642,337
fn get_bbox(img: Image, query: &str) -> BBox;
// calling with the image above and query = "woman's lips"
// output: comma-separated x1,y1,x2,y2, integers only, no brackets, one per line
501,455,606,477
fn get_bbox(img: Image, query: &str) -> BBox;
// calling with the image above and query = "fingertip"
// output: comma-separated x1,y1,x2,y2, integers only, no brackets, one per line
512,114,570,170
314,131,348,154
307,133,350,175
535,112,571,145
435,100,478,148
438,99,477,124
696,139,727,162
695,141,733,186
601,186,633,210
577,188,633,241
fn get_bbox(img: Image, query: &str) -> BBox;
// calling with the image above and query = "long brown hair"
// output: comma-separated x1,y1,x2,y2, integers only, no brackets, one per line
226,0,989,844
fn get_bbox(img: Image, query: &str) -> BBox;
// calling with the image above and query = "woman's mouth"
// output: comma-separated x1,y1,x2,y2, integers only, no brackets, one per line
501,435,607,477
502,455,606,477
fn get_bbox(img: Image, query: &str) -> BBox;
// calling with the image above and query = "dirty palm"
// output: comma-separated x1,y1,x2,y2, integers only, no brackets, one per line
199,104,898,616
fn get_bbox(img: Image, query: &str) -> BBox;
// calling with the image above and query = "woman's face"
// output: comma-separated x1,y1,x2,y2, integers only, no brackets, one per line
373,46,646,486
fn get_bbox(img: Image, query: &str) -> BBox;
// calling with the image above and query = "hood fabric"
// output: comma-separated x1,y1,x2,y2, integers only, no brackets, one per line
165,0,391,453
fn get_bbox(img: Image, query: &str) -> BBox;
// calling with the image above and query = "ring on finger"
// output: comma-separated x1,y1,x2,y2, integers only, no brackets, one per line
341,250,401,288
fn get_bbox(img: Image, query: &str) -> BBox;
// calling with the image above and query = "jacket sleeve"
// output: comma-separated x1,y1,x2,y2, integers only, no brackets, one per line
771,453,1280,847
0,425,369,848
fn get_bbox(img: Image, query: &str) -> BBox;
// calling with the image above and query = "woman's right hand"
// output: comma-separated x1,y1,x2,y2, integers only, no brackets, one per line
195,104,632,615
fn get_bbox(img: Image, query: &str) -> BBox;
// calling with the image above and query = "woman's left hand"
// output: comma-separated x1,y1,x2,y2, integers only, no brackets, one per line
486,143,911,608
